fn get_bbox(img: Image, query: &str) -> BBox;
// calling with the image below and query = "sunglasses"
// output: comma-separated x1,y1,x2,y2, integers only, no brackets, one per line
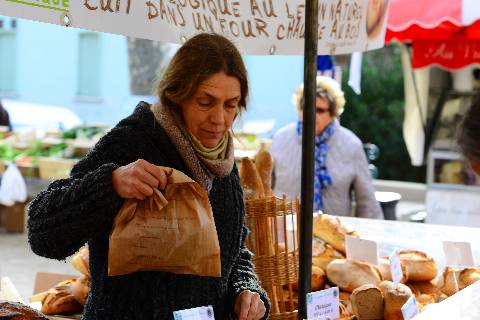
316,108,329,114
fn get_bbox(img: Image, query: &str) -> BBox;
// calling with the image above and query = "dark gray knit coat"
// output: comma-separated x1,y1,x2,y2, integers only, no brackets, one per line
27,102,270,320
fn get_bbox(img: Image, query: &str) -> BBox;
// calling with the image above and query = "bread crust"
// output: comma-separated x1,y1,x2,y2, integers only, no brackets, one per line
398,250,437,282
326,259,382,292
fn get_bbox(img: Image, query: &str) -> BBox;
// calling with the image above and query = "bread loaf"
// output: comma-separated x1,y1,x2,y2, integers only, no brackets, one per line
0,301,49,320
41,289,83,315
254,149,273,195
351,284,384,320
71,246,90,277
378,281,413,320
440,266,459,296
313,214,359,254
40,278,84,315
399,250,437,281
71,275,90,305
378,257,408,283
458,267,480,289
326,259,382,292
291,265,326,292
439,266,480,296
240,157,264,199
312,238,345,271
407,281,439,297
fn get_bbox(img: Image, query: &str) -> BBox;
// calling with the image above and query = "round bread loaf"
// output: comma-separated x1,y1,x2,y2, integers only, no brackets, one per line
351,284,384,320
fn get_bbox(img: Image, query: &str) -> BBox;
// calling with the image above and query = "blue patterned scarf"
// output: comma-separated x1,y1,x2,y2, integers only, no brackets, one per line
296,120,337,211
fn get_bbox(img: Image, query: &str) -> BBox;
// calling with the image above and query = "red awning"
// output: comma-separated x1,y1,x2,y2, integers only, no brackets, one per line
386,0,480,69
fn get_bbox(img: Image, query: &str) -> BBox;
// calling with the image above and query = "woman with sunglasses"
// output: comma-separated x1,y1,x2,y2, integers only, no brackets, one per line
270,76,383,219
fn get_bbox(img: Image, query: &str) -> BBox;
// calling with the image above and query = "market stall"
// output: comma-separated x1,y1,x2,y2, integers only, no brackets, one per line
386,0,480,227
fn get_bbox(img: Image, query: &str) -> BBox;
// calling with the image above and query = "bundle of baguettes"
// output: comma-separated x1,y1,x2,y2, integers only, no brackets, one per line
239,148,273,199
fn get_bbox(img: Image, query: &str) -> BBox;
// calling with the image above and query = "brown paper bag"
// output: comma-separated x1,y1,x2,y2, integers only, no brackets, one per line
108,167,221,277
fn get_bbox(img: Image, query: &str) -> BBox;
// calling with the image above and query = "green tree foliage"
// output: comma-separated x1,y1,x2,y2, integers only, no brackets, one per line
340,44,426,182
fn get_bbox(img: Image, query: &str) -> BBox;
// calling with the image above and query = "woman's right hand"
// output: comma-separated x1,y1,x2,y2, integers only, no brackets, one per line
112,159,169,200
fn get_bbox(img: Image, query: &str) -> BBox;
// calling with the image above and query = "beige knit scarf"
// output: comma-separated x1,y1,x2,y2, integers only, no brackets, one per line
151,103,234,193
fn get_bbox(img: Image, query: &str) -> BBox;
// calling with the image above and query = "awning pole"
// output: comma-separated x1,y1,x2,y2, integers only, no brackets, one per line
298,0,318,319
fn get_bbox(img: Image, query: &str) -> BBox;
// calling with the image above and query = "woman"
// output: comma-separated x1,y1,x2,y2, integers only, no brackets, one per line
28,33,269,320
270,76,383,219
458,94,480,176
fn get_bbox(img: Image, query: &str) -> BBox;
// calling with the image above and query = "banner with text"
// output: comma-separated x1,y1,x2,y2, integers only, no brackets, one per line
0,0,388,55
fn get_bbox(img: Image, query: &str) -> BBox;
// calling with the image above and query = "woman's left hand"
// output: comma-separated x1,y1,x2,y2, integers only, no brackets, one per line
234,290,266,320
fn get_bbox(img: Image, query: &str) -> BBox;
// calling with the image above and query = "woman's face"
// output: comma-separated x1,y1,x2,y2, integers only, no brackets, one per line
181,72,241,148
315,96,334,135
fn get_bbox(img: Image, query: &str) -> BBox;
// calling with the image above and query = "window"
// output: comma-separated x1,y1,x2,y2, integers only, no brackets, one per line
77,32,101,99
0,31,17,95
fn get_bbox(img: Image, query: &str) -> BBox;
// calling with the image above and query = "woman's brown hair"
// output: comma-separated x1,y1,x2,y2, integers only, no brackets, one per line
458,94,480,162
156,33,248,112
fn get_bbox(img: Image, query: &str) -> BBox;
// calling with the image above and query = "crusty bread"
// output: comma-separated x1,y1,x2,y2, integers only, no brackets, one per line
378,281,413,320
40,278,84,315
254,149,273,196
439,266,480,297
351,284,384,320
312,238,345,271
459,267,480,289
313,214,359,254
240,157,264,199
71,246,90,277
0,301,49,320
326,259,382,292
398,250,437,282
440,266,459,297
416,293,436,306
291,265,326,292
407,281,439,297
41,289,83,315
70,275,89,305
378,257,408,283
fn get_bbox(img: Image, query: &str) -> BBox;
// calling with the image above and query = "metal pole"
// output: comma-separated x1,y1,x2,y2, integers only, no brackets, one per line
298,0,318,319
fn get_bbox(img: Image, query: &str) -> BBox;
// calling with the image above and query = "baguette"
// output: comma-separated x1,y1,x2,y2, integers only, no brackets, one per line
313,214,359,254
326,259,382,292
240,157,264,199
398,250,437,282
254,149,273,196
378,257,408,283
71,246,90,277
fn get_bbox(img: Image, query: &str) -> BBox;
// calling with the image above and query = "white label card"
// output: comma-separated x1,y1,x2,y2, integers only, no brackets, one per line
443,241,475,267
401,295,419,320
389,249,403,287
173,306,214,320
306,287,340,320
345,236,379,265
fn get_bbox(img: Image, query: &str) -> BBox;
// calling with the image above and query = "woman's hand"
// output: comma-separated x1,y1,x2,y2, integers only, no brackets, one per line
234,290,266,320
112,159,169,200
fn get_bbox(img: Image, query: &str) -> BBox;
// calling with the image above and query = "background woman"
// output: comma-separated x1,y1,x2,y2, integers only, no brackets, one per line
270,76,383,219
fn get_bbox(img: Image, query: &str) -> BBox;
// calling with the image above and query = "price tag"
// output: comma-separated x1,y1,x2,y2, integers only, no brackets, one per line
401,295,419,320
443,241,475,267
389,249,403,287
345,236,379,265
306,287,340,320
173,306,215,320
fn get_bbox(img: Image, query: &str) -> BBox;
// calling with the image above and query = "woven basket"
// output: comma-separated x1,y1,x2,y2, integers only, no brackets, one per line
245,195,300,320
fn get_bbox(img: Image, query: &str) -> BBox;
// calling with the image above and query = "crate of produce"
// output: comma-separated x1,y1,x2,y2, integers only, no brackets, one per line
38,157,77,180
